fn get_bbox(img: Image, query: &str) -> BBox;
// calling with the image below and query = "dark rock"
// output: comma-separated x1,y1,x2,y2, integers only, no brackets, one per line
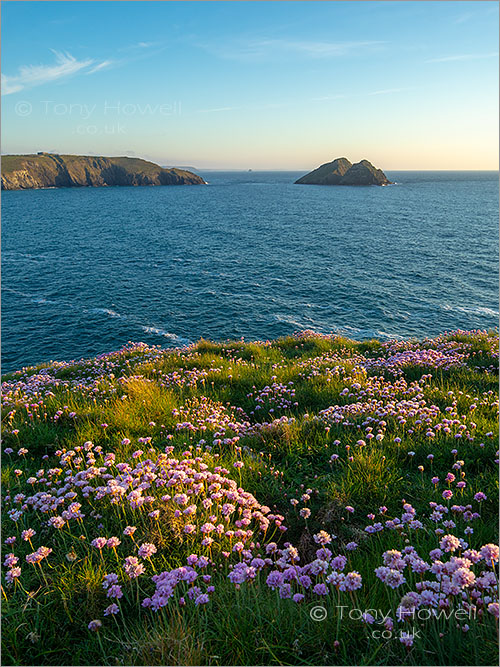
295,157,352,185
1,154,206,190
295,157,392,186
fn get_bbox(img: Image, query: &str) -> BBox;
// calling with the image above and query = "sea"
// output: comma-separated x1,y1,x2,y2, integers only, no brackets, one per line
1,170,498,374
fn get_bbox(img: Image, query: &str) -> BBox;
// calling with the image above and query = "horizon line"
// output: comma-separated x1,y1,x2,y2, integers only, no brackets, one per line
1,153,498,172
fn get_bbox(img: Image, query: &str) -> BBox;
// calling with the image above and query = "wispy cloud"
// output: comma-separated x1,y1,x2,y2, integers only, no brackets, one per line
197,38,386,62
255,38,385,58
87,60,114,74
2,50,110,95
311,87,412,102
454,11,474,25
365,87,412,96
196,86,411,115
119,41,163,52
1,76,23,96
454,4,499,23
310,94,347,102
426,52,498,63
196,106,241,114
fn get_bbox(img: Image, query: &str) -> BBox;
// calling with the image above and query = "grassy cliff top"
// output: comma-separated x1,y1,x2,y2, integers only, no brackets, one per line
1,153,205,189
2,153,189,175
2,330,498,666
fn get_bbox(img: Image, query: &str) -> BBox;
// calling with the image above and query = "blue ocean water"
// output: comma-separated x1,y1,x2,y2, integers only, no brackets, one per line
2,170,498,373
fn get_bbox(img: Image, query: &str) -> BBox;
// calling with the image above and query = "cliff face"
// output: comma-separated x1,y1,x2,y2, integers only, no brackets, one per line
295,157,353,185
1,154,206,190
339,159,391,186
295,158,392,186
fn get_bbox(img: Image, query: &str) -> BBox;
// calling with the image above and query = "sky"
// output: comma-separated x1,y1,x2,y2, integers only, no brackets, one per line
1,1,499,170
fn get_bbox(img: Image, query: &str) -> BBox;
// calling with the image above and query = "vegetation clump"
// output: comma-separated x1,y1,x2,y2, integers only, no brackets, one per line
1,329,498,665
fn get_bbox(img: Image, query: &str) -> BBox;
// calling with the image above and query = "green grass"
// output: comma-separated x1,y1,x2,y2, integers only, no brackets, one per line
1,331,498,665
1,153,197,182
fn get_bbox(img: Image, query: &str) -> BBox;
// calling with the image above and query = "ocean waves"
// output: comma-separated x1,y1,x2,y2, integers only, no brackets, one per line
2,170,498,372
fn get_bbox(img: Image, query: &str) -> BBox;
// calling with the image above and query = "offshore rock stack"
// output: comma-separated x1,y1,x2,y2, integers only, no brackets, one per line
295,157,392,186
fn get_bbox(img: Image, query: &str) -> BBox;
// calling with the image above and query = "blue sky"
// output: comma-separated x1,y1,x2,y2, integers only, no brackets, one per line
1,1,498,169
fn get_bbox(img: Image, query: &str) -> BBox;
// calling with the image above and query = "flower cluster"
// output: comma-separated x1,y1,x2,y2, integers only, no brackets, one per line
1,329,497,662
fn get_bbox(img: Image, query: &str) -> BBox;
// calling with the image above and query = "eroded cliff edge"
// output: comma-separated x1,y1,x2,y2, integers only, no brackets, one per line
1,153,205,190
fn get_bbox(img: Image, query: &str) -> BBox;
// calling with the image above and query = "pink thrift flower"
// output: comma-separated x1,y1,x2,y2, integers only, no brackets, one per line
123,556,145,579
487,603,499,618
107,537,121,549
104,603,120,616
21,529,36,541
91,537,107,550
138,543,157,559
6,567,21,583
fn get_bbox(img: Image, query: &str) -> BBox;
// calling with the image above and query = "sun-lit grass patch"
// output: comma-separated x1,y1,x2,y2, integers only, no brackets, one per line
1,330,498,665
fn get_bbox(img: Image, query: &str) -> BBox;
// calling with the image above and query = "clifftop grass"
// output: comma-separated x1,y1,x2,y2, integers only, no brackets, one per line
1,330,498,666
1,153,204,189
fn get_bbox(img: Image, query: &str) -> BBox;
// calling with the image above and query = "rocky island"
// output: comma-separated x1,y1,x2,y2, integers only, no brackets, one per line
1,153,205,190
295,157,392,186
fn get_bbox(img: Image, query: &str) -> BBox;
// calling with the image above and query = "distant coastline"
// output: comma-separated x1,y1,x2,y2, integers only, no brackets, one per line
1,153,205,190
